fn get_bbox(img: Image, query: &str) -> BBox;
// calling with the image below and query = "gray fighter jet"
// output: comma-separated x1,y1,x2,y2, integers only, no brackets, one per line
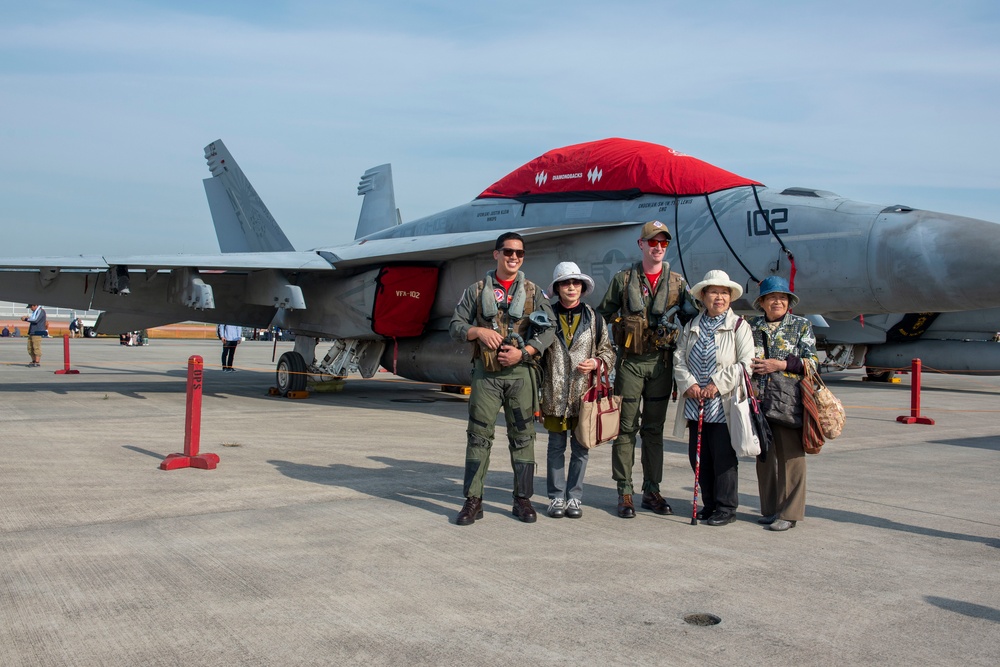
1,137,997,391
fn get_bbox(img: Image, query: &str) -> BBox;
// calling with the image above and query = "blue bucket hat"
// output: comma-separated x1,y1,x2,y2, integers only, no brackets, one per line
753,276,799,311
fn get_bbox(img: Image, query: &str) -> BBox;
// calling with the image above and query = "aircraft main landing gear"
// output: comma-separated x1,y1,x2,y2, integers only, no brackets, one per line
276,351,308,395
865,367,896,382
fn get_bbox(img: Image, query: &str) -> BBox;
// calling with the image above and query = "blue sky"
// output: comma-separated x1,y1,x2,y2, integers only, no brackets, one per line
1,0,998,255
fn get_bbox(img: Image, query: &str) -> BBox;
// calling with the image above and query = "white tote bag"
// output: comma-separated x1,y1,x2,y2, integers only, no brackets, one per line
726,380,762,457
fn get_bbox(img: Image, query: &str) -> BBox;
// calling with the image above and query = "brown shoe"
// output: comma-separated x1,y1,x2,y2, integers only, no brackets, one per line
617,494,636,519
512,497,537,523
641,491,673,515
456,497,483,526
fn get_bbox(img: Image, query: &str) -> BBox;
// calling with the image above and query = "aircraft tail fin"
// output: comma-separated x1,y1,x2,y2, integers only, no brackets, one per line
355,164,400,240
203,140,296,253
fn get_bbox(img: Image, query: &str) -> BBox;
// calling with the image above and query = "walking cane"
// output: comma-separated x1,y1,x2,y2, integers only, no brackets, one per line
691,399,705,526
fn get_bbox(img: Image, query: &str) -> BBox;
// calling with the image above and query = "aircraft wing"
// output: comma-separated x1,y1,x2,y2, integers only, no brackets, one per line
0,252,333,272
0,221,639,334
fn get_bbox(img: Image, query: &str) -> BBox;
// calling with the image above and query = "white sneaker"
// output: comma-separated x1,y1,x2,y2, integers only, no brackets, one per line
547,498,566,518
565,498,583,519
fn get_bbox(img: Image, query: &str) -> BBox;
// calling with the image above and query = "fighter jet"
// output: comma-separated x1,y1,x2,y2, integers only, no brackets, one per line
1,137,998,392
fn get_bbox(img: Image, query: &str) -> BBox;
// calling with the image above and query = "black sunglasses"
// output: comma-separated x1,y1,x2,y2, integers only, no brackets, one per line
500,247,525,258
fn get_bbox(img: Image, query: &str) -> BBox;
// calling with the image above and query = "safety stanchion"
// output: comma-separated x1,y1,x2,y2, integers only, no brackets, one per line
160,355,220,470
53,335,80,375
896,358,935,425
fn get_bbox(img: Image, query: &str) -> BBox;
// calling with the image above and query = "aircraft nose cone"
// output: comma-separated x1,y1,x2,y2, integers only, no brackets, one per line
868,210,1000,312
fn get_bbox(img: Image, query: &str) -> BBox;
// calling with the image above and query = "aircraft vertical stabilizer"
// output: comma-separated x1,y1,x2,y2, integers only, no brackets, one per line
203,140,295,253
355,164,400,240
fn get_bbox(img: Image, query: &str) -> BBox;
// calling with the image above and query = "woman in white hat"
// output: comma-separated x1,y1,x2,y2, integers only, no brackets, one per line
672,270,754,525
539,262,616,519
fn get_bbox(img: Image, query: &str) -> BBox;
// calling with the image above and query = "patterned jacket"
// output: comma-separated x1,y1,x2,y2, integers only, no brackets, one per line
540,303,616,422
746,312,819,395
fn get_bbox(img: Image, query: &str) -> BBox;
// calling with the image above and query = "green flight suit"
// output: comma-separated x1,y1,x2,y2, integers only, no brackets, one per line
450,271,556,499
598,262,687,495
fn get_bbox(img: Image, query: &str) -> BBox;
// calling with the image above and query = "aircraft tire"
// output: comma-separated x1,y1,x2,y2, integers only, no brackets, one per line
865,367,895,382
276,351,308,395
84,328,97,338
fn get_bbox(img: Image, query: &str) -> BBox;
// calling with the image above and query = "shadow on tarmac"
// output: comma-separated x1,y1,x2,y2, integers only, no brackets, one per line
807,504,1000,548
925,596,1000,623
267,453,1000,546
928,435,1000,451
268,455,521,523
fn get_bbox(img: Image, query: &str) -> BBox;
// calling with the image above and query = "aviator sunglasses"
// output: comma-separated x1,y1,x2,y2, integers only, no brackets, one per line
645,238,670,248
500,247,525,258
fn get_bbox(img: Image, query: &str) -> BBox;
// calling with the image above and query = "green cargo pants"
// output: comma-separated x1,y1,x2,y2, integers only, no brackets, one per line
463,359,537,499
611,351,673,495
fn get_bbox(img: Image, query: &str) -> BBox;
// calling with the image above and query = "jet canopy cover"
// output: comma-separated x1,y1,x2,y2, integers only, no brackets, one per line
478,138,761,202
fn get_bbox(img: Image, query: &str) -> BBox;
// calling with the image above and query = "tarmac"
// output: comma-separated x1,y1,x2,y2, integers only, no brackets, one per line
1,337,997,666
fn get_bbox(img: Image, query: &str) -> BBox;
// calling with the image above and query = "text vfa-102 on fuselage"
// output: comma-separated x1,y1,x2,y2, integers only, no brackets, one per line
1,137,998,392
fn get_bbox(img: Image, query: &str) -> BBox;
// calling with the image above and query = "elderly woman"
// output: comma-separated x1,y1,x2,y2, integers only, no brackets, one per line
540,262,616,519
673,270,754,526
748,276,819,532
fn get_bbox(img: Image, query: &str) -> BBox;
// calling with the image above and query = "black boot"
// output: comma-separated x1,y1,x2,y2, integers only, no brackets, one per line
512,462,537,523
456,497,483,526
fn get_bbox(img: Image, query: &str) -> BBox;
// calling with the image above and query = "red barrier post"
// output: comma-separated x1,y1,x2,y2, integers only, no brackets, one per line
896,358,935,425
160,355,220,470
53,335,80,375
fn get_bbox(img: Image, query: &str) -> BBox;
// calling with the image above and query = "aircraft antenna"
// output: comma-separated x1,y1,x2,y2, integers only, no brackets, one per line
751,185,797,291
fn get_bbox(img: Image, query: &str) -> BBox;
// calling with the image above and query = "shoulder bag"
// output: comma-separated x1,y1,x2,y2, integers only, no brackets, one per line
726,370,762,457
574,360,622,449
803,364,846,441
759,331,803,428
743,367,773,457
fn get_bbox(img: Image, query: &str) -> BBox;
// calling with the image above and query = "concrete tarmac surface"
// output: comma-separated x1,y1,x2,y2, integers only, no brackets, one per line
1,338,998,666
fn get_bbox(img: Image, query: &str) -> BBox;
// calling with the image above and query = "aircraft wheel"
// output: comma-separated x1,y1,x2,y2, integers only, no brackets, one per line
276,351,308,395
84,328,97,338
865,367,895,382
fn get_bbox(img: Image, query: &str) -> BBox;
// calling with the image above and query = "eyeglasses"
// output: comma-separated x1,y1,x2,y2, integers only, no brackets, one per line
559,279,583,287
645,239,669,248
500,248,525,258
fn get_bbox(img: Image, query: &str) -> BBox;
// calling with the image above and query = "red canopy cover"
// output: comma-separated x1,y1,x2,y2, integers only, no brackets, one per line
478,138,761,201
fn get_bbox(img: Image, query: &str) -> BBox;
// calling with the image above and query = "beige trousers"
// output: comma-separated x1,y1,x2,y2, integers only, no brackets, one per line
756,422,807,521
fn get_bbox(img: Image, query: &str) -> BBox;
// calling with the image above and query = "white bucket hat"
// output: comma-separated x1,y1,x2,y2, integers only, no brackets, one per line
548,261,595,295
691,269,744,304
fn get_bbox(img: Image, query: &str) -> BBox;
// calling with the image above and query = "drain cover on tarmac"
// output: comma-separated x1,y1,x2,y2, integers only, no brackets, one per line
684,613,721,626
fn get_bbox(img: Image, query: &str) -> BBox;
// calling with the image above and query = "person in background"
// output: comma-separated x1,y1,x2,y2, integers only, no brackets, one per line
21,304,47,367
449,232,556,525
217,323,243,372
748,276,819,532
539,262,616,519
68,312,80,338
673,271,754,526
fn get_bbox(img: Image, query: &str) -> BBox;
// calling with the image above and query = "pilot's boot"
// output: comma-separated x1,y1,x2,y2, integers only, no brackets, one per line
641,490,674,515
511,462,537,523
617,494,636,519
456,497,483,526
